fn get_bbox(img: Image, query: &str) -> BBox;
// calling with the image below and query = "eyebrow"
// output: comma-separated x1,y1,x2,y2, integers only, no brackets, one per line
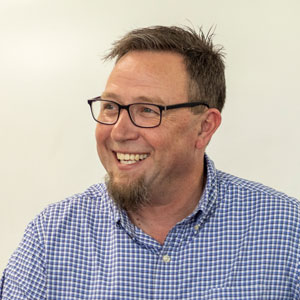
101,92,165,105
101,92,120,100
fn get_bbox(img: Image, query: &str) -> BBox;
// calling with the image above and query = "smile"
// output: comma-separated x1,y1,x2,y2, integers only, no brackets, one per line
116,152,149,165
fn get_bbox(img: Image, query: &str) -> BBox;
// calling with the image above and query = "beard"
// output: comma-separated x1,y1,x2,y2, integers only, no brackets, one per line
105,173,150,212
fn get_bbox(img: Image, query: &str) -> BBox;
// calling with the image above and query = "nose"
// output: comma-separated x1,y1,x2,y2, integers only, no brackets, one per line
110,109,139,142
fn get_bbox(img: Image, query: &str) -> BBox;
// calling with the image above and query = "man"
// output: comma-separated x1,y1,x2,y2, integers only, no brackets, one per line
1,25,299,299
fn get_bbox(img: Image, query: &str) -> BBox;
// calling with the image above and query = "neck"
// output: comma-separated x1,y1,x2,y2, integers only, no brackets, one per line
128,164,206,245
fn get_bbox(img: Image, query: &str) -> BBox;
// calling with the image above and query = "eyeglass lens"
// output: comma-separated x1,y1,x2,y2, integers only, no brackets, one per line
91,100,161,128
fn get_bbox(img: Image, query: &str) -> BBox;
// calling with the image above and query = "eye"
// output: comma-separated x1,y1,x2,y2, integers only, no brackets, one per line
137,104,160,116
143,107,156,114
102,103,115,110
100,101,119,114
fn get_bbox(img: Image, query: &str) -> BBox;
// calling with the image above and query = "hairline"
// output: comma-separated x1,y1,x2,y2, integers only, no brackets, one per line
113,49,200,105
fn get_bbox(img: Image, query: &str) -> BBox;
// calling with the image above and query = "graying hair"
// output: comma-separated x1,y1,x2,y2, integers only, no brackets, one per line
104,25,226,112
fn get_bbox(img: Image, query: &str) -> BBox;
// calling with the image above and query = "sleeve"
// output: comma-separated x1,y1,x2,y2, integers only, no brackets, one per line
296,262,300,299
0,220,47,300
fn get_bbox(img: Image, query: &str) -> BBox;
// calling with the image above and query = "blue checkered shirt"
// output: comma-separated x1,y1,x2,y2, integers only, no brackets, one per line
1,156,300,299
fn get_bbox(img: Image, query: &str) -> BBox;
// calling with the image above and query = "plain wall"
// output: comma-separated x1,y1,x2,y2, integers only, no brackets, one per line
1,0,299,271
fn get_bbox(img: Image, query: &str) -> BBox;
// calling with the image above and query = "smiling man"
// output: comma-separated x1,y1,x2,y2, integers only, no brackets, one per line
95,50,220,243
1,26,300,299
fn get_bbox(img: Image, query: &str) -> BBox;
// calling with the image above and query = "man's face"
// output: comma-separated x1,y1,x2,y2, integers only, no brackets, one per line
96,51,203,207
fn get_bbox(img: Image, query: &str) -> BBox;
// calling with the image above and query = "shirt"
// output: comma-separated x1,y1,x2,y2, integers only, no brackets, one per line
1,155,300,299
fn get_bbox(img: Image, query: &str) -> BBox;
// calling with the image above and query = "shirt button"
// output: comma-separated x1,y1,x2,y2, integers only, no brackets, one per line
194,224,200,231
162,254,171,263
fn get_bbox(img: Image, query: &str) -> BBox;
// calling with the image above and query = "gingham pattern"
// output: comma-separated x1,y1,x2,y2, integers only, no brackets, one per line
1,155,300,299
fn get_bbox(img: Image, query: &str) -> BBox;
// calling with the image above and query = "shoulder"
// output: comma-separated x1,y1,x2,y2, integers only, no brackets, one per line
0,184,112,299
43,183,109,215
32,183,112,238
215,170,300,226
217,169,298,202
48,182,108,210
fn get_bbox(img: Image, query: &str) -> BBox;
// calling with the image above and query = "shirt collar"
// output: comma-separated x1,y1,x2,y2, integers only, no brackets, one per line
177,153,218,225
108,153,218,228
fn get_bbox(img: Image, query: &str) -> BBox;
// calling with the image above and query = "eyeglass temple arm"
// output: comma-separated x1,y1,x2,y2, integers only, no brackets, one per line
163,102,209,111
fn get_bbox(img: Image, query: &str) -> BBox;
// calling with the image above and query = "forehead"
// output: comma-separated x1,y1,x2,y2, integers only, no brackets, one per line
104,51,189,104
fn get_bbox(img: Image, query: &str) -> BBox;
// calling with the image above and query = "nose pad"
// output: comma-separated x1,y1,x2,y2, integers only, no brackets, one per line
111,109,139,141
116,109,133,126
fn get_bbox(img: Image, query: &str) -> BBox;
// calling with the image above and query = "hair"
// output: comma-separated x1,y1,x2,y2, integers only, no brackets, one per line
104,25,226,112
105,173,150,212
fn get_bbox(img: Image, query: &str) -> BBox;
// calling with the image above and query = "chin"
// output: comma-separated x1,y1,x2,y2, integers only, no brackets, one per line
110,172,137,186
105,173,150,212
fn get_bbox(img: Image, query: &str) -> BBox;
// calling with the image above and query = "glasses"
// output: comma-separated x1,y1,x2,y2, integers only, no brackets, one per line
87,96,209,128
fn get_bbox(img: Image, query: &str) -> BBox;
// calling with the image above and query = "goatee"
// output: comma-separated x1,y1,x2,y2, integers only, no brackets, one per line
105,173,150,212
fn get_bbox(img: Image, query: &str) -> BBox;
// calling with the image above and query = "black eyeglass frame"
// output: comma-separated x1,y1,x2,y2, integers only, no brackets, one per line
87,96,210,128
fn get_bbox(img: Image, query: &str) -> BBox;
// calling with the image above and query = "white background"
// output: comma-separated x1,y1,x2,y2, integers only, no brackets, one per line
1,0,299,272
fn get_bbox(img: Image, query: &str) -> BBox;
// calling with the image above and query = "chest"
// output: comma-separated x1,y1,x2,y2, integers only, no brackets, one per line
45,223,297,299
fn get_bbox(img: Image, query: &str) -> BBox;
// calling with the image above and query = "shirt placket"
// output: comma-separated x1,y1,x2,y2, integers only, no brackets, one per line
150,223,195,300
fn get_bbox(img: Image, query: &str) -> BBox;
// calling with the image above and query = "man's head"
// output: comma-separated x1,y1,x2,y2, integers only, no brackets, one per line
93,25,225,212
104,25,226,112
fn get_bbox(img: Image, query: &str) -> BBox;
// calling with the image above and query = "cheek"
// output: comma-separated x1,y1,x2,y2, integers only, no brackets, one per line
95,126,111,166
143,130,168,151
168,126,198,155
95,125,112,163
95,124,108,146
95,127,103,154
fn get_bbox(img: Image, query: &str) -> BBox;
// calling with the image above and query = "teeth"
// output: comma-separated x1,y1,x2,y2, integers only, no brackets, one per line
116,152,148,163
121,160,136,165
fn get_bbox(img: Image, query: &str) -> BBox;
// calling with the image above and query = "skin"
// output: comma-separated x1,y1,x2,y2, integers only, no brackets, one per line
95,50,221,244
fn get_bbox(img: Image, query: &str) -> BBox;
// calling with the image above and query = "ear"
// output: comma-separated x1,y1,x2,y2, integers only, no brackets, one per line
195,108,222,150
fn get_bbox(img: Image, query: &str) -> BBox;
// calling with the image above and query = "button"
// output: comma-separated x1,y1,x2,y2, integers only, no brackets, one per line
162,254,171,263
194,224,200,231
